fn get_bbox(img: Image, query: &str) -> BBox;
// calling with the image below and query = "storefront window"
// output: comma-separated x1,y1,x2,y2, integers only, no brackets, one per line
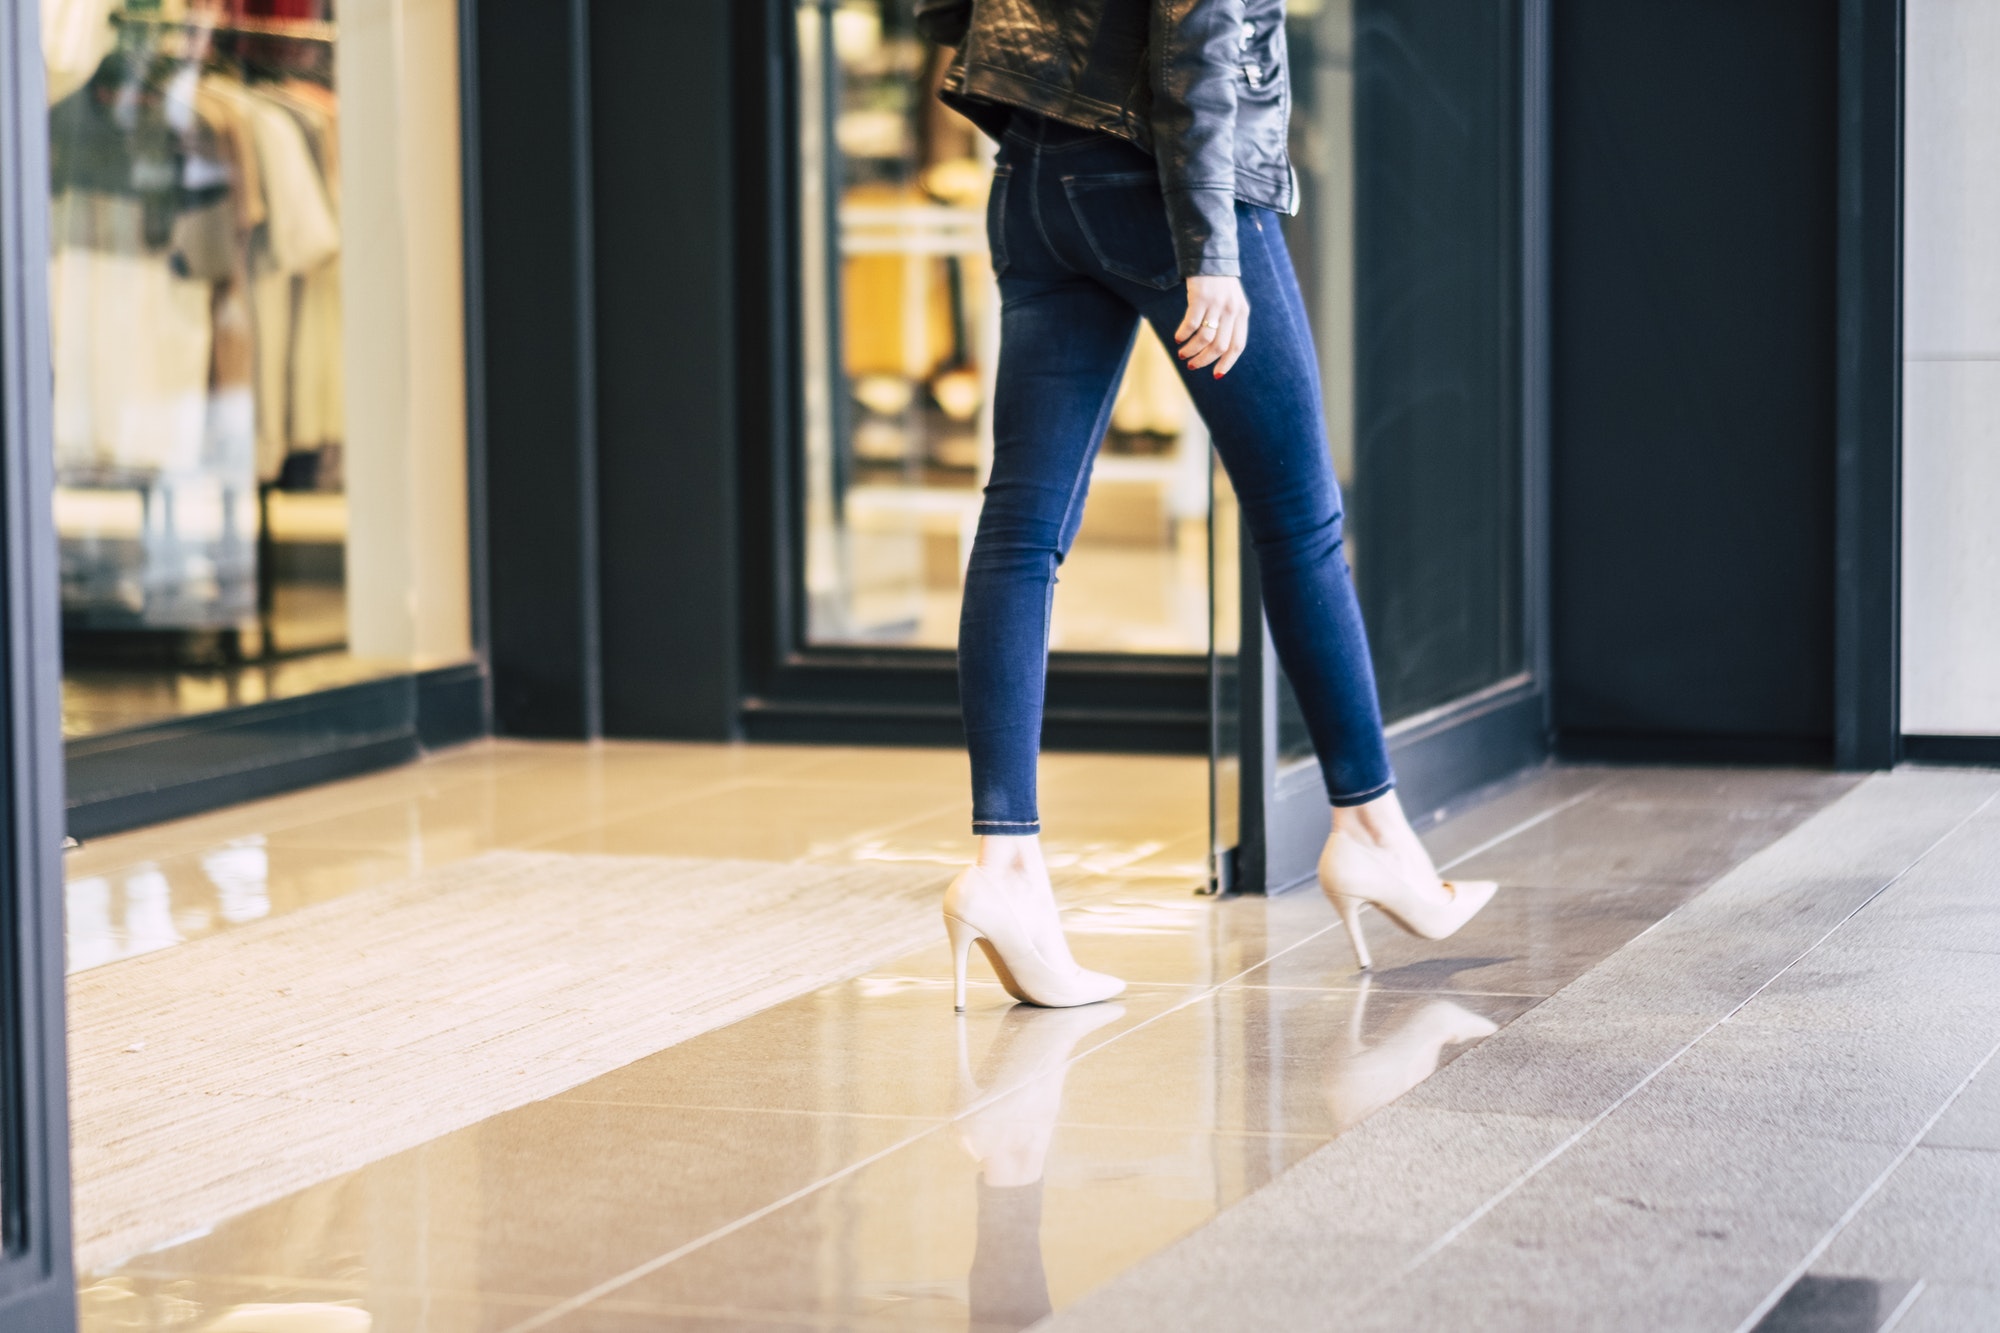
43,0,470,738
796,0,1211,654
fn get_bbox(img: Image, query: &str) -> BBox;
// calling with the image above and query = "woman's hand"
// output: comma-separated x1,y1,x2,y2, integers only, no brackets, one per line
1175,275,1250,378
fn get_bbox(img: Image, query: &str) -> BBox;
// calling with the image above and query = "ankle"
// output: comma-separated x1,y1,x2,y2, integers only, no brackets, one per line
1333,794,1406,850
976,834,1045,876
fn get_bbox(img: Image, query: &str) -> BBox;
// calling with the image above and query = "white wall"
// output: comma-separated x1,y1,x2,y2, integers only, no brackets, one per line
1902,0,2000,735
339,0,473,666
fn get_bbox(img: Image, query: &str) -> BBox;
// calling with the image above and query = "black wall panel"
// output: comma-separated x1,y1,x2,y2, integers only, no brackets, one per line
1351,0,1525,725
472,0,596,737
470,0,741,740
591,2,740,739
1551,1,1838,756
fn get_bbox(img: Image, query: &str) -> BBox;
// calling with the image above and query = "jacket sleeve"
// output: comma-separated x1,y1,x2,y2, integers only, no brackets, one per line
1150,0,1245,277
914,0,972,47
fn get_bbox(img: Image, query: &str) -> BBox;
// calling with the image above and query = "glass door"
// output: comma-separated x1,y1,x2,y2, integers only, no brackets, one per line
1217,0,1540,892
2,0,80,1319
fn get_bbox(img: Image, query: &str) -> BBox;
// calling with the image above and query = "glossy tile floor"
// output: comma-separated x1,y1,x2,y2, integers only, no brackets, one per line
68,745,1867,1331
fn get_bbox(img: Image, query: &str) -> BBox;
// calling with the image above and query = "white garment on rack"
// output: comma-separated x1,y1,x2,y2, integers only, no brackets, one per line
49,193,214,476
240,90,339,272
225,84,340,475
291,258,344,448
41,0,116,102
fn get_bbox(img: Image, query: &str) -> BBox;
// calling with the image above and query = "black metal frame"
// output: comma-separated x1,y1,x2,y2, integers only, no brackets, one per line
732,0,1210,752
1834,0,1903,770
0,0,76,1321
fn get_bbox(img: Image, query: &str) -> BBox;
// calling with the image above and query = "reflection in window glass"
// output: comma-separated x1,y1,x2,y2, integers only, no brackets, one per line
1286,0,1526,727
44,0,471,739
797,0,1211,654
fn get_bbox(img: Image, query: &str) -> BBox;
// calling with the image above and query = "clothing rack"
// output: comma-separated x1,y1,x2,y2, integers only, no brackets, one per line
109,11,336,43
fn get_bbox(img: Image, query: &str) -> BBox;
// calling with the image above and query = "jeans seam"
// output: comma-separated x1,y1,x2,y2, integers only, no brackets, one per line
1026,148,1081,275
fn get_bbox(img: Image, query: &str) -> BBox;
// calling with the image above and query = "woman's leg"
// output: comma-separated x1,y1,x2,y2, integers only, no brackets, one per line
959,273,1139,840
1134,208,1394,810
1130,209,1450,888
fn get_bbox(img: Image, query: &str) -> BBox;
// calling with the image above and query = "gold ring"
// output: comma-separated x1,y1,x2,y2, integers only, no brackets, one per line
1202,319,1219,330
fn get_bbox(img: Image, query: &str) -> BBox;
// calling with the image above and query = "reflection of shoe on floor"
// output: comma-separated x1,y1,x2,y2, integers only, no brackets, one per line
206,1306,372,1333
957,1007,1123,1333
1323,985,1498,1131
957,1003,1126,1183
959,1003,1127,1112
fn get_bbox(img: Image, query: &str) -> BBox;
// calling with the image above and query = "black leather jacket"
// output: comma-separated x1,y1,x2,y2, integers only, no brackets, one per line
915,0,1293,279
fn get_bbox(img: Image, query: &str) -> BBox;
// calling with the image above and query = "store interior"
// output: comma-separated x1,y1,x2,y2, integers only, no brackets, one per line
796,0,1232,657
42,0,471,741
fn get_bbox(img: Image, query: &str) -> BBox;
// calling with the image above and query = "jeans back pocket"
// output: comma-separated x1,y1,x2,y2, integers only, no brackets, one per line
986,163,1014,277
1061,172,1183,290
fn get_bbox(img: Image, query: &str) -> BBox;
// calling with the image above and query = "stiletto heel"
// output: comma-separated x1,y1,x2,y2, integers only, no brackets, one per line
1331,892,1373,970
948,912,979,1013
942,866,1125,1010
1317,830,1496,968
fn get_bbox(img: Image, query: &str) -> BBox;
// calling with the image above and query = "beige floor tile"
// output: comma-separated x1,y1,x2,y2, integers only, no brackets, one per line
249,772,727,858
80,1271,552,1333
513,739,843,786
566,1122,1324,1332
878,879,1330,989
528,779,967,862
66,843,413,973
973,983,1535,1139
93,1104,935,1311
552,978,1190,1120
781,744,976,787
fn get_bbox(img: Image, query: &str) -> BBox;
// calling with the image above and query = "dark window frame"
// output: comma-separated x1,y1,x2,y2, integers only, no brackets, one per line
0,0,77,1320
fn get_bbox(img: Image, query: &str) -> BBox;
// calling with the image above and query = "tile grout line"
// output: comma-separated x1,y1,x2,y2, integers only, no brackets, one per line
1433,780,1613,874
1363,782,2000,1304
1875,1278,1928,1333
499,917,1351,1333
1234,984,1550,999
501,770,1624,1331
1730,1047,2000,1332
501,1122,956,1333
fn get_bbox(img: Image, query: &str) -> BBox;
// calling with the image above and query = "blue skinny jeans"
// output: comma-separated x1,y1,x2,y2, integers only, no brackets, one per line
961,115,1394,835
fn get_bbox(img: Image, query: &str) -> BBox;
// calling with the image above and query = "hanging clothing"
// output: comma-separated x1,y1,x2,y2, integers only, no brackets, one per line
43,14,343,632
47,60,229,477
257,80,343,451
204,72,340,476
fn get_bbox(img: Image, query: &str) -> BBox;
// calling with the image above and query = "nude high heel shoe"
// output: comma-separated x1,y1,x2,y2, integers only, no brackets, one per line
1317,830,1497,970
945,866,1126,1011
